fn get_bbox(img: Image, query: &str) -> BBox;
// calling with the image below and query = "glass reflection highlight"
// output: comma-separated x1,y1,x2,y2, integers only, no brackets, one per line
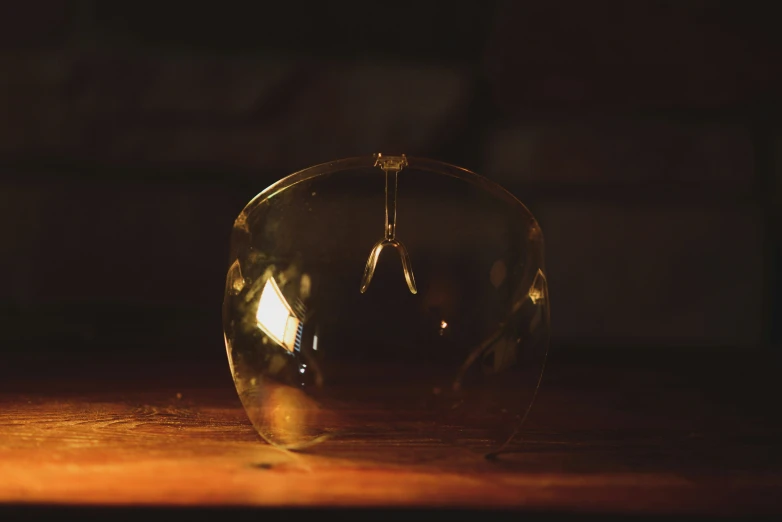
255,277,301,353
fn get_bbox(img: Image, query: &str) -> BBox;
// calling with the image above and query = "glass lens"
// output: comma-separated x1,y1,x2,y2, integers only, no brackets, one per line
223,154,549,452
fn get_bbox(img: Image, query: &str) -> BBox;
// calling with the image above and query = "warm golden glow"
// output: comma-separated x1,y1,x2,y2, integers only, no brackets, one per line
528,287,543,304
440,320,448,329
256,278,300,352
252,380,332,448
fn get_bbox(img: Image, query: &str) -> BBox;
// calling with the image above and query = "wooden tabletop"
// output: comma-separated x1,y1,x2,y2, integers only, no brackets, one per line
1,349,781,519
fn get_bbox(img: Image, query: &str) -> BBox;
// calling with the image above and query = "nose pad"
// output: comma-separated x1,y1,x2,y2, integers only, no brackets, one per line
360,238,418,295
360,153,418,296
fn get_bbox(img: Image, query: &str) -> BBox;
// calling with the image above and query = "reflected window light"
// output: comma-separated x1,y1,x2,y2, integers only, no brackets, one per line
256,277,302,353
312,334,318,351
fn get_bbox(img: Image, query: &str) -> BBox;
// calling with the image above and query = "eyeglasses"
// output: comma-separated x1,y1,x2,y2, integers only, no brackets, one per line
223,154,550,455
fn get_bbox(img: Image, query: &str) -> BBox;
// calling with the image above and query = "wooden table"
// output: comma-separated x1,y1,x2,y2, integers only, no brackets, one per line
1,348,780,520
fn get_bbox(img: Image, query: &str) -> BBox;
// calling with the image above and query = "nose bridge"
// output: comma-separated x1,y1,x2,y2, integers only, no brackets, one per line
359,154,418,295
360,239,418,295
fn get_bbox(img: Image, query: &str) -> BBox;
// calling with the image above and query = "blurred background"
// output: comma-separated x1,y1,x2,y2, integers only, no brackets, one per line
0,0,780,388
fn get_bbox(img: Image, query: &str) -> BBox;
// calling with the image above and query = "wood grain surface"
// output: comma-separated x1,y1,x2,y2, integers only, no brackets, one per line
0,350,780,517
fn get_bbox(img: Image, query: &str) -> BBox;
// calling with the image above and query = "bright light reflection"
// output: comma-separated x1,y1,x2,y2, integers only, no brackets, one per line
256,277,300,352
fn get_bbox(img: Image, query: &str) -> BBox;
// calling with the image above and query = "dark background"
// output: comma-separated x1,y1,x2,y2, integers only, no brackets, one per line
0,0,780,388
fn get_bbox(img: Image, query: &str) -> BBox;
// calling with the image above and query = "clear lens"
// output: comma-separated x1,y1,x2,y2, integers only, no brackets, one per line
223,154,549,452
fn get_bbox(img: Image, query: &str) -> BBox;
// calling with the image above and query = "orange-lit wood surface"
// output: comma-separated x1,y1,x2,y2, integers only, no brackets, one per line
1,353,781,517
